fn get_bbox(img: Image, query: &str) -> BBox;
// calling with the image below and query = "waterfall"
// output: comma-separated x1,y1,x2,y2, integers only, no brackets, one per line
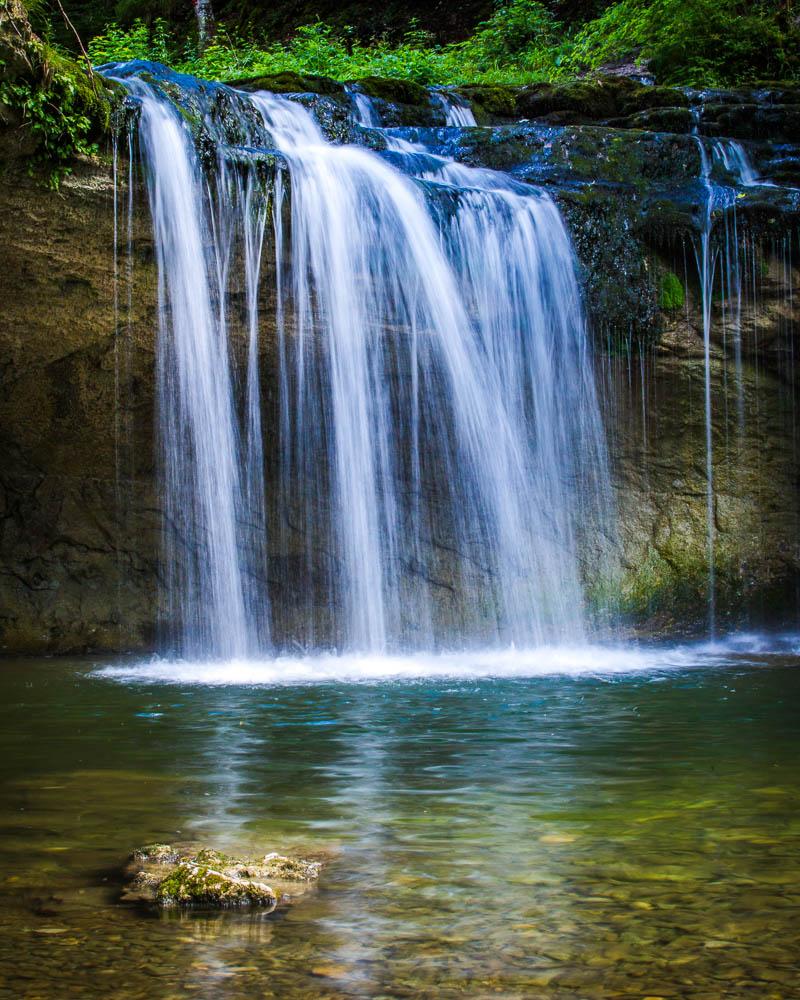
345,85,382,127
110,71,271,658
435,90,477,126
711,139,763,187
691,135,778,635
105,64,612,658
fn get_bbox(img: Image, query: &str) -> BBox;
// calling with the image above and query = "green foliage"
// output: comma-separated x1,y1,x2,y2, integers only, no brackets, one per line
83,0,799,88
564,0,800,86
659,270,685,310
86,5,564,86
87,16,171,65
0,45,105,188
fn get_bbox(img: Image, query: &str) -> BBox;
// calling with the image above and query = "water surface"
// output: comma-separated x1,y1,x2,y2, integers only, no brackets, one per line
0,641,798,997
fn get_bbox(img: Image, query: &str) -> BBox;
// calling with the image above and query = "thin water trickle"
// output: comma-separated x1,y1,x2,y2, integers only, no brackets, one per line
694,137,718,636
435,90,477,127
345,85,382,127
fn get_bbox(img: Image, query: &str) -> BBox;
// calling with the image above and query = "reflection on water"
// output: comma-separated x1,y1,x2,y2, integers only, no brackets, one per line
0,643,798,997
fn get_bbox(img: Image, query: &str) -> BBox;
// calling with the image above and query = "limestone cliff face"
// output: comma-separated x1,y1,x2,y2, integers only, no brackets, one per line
0,163,160,652
606,328,800,634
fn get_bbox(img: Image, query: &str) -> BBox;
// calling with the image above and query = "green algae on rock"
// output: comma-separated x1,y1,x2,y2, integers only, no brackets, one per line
125,843,322,910
155,863,278,909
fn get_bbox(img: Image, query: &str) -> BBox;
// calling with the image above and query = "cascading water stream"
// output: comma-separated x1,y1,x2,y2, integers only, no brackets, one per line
109,71,272,658
106,64,612,659
255,93,611,651
711,139,767,188
435,91,477,127
344,85,382,127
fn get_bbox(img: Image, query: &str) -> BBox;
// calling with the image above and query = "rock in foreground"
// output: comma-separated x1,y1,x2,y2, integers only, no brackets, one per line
124,844,322,910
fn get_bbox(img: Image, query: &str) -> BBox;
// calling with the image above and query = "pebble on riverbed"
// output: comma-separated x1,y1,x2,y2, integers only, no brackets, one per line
123,844,323,910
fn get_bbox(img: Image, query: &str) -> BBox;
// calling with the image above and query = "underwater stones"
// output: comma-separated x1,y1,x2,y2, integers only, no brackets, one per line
124,844,322,910
259,852,322,881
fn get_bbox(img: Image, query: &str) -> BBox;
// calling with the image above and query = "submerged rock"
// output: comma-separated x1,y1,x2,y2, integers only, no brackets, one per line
124,843,322,910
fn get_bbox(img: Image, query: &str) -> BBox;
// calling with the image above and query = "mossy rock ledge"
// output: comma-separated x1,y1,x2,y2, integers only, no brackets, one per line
124,844,323,910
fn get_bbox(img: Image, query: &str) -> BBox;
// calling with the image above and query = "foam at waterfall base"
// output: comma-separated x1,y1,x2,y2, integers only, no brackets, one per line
94,633,800,687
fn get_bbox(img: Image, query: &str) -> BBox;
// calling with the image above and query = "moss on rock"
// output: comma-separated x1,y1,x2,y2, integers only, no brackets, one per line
659,270,685,310
355,75,428,106
0,0,116,185
458,84,518,123
229,71,344,96
124,843,323,910
259,852,322,881
155,862,278,909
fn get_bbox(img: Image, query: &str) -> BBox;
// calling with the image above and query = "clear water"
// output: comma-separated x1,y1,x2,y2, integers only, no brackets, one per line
0,645,798,997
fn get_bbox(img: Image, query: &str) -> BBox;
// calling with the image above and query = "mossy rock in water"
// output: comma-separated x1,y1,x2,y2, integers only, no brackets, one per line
229,71,344,96
457,85,518,123
124,843,323,910
131,843,180,865
618,107,695,133
355,76,429,107
515,77,690,125
156,863,278,909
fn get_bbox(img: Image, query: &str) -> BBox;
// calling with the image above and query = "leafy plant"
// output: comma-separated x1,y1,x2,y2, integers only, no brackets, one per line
0,44,106,187
564,0,799,86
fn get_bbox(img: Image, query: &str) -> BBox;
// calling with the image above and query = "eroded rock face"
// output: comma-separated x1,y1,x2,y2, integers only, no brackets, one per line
0,163,161,653
124,844,322,910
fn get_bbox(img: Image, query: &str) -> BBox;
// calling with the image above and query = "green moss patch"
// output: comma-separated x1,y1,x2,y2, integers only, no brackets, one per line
659,270,685,310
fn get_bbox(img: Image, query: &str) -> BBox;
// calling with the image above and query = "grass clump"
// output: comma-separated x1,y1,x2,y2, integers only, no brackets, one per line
1,49,110,187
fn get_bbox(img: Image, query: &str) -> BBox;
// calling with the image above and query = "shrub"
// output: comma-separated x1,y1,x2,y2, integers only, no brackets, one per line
564,0,799,86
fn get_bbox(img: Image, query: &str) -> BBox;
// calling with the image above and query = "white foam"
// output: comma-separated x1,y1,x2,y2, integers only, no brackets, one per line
92,634,800,687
